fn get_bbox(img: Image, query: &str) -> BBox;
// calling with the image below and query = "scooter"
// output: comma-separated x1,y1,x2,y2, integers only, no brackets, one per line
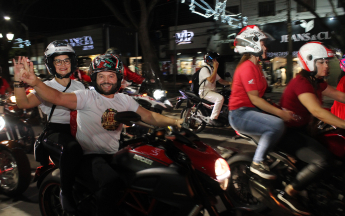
176,85,231,133
122,81,173,114
33,111,243,216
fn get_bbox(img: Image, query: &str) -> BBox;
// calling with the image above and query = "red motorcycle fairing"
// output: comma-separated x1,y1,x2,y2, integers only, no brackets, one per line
129,145,173,166
113,145,196,208
318,128,345,159
173,140,220,180
114,139,221,181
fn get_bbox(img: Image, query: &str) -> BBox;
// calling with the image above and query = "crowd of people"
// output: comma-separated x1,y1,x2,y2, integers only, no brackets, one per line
1,23,344,216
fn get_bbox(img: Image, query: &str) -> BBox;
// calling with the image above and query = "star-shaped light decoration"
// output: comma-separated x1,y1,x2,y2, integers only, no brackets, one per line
181,0,248,28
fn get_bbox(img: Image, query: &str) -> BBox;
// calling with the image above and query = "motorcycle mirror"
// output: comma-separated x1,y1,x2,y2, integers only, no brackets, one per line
335,51,344,60
114,111,141,126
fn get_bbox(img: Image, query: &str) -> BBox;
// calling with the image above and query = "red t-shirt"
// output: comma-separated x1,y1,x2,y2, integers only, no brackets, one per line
331,76,345,119
280,75,328,127
0,78,10,95
123,65,145,84
229,60,267,110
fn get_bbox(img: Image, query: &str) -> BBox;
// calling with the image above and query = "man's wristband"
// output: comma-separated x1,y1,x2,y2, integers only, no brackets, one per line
14,82,25,88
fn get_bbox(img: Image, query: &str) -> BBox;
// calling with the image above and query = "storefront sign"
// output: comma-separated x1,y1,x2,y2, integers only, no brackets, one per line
280,32,331,43
267,51,299,58
12,38,31,48
260,17,341,52
175,30,194,44
64,36,94,50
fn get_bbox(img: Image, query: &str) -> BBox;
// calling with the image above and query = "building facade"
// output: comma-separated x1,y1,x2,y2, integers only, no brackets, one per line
163,0,344,85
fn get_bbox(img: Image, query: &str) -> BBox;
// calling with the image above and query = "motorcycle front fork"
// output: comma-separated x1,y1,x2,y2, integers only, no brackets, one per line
5,124,20,141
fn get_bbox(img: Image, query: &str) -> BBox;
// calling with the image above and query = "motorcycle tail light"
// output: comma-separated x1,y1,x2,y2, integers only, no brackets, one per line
215,158,230,190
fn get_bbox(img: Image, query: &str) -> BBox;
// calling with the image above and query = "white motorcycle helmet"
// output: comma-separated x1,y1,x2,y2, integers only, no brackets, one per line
44,40,77,79
297,42,334,74
234,25,272,56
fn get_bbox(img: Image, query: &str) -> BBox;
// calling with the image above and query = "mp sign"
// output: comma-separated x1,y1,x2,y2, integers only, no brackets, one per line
175,30,194,45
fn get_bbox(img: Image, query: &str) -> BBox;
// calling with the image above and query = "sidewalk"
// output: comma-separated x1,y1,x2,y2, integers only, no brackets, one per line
267,86,334,108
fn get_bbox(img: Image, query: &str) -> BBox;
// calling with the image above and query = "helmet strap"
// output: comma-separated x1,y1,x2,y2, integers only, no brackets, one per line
55,71,73,79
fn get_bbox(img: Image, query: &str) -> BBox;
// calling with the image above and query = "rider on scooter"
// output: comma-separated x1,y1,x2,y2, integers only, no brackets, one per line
229,25,295,179
279,42,345,215
19,53,184,216
199,52,231,126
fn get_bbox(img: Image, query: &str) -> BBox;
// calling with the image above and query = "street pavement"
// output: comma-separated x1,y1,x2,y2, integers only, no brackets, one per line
0,87,335,216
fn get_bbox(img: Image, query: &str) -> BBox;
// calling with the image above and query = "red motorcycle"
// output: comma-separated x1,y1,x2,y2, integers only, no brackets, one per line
34,112,242,216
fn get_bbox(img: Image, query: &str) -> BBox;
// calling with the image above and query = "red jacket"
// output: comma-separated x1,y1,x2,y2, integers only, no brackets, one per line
331,76,345,120
71,69,91,82
123,65,144,84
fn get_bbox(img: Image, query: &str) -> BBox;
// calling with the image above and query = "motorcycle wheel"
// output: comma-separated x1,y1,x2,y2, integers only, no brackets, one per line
39,176,68,216
227,155,269,213
0,147,31,197
180,107,206,133
18,124,36,153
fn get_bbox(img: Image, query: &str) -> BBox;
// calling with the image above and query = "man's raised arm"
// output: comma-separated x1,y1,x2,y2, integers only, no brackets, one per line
19,57,78,110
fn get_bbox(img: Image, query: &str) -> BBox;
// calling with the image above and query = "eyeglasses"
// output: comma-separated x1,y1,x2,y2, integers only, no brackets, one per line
54,58,71,66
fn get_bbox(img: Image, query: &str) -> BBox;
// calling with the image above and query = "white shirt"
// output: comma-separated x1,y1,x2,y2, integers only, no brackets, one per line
33,79,85,124
198,65,220,95
75,89,139,155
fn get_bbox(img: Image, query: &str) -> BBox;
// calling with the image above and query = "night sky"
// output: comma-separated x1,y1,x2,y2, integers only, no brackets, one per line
9,0,210,37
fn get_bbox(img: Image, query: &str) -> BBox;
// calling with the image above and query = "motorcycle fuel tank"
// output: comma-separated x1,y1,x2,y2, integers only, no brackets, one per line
113,145,194,206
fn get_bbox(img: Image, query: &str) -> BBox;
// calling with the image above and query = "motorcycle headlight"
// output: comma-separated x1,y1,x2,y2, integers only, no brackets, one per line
215,158,230,190
10,96,16,103
0,116,6,131
153,89,166,100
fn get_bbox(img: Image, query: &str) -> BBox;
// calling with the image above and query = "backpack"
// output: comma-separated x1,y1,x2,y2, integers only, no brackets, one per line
190,66,211,95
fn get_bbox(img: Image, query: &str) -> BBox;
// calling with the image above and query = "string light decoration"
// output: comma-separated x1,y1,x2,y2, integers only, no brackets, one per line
181,0,248,28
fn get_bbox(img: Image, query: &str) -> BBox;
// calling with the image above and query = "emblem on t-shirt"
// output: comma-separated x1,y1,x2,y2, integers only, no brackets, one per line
248,79,255,84
101,108,120,131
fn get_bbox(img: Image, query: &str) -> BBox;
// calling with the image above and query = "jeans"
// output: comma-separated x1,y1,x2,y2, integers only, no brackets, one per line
229,107,285,163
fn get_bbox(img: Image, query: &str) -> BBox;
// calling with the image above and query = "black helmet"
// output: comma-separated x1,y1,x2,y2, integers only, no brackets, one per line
89,54,123,94
44,40,77,79
105,47,122,56
204,52,220,66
